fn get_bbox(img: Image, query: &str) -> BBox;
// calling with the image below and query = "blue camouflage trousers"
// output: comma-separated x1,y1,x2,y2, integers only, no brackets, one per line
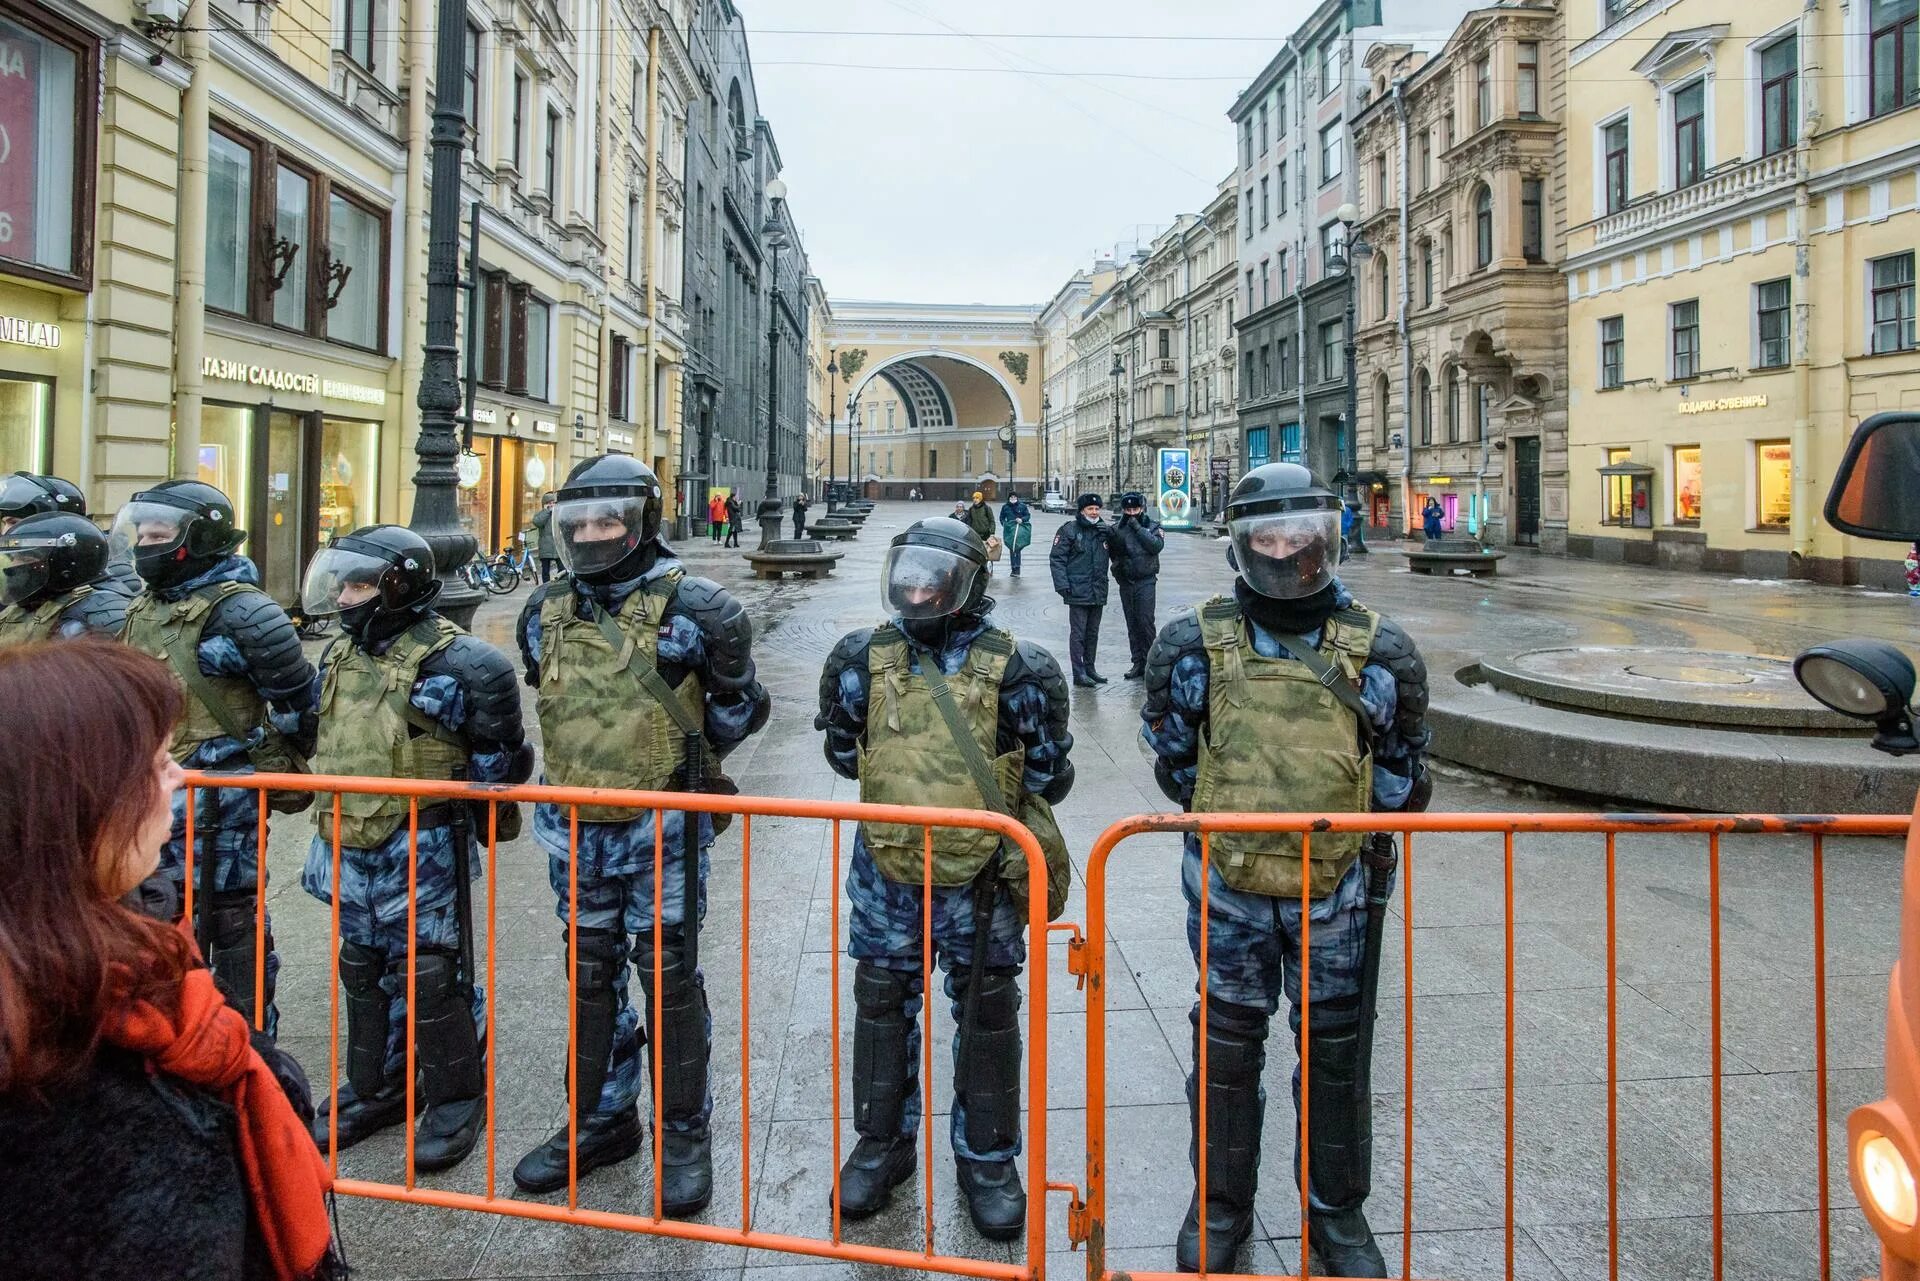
846,839,1027,1164
548,846,713,1130
302,831,486,1082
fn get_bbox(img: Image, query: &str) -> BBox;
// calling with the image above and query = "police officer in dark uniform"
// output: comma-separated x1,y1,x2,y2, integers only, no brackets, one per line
114,480,317,1033
1109,491,1165,679
1,471,141,600
815,517,1075,1240
515,455,770,1210
297,525,533,1168
1141,464,1431,1276
0,513,130,644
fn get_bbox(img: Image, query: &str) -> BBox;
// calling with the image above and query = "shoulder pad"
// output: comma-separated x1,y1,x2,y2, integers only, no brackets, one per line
818,627,875,717
432,632,526,748
66,588,129,637
1144,609,1205,699
208,589,313,703
672,575,755,686
1370,615,1430,722
1006,637,1068,702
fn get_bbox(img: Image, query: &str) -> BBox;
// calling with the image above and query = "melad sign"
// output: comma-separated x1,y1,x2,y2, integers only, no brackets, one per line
0,316,58,348
202,356,388,407
1156,447,1193,529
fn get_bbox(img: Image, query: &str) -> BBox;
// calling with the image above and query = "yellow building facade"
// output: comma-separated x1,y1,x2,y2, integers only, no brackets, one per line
1564,0,1920,583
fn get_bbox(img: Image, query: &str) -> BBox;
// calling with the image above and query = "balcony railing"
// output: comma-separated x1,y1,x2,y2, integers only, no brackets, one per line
1593,151,1801,247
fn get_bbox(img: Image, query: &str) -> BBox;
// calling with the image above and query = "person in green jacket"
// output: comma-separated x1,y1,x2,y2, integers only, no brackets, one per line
997,493,1032,577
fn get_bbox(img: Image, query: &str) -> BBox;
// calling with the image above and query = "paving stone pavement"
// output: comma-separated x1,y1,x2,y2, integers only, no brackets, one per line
254,502,1909,1280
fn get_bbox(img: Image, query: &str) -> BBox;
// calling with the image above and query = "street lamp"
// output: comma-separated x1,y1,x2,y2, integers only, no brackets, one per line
999,410,1017,495
847,392,860,501
826,350,838,512
1040,393,1052,494
1109,352,1124,498
760,177,789,537
1329,201,1372,555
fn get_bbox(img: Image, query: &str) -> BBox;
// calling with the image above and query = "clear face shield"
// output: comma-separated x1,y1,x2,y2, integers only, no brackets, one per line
0,538,53,606
301,545,392,617
1231,507,1343,600
110,500,189,562
0,473,48,532
882,544,982,621
554,495,643,577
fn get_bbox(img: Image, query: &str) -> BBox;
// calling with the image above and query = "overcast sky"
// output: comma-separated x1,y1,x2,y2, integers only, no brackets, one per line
743,1,1317,307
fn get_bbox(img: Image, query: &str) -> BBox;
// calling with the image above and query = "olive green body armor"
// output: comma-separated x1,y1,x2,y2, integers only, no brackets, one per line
0,584,95,648
123,582,270,763
536,573,704,822
312,617,471,848
1191,597,1380,899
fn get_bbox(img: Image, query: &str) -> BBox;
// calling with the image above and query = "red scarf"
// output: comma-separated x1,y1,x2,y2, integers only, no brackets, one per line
104,967,334,1280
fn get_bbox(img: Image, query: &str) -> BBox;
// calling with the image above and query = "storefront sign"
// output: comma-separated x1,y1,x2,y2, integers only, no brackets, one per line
322,379,386,406
470,406,498,426
1427,476,1454,485
456,451,484,489
0,316,58,348
1156,447,1193,529
1678,394,1768,415
203,356,387,407
535,418,558,435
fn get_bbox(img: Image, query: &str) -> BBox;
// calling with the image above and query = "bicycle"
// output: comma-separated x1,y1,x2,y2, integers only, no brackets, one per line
459,554,519,595
495,538,536,584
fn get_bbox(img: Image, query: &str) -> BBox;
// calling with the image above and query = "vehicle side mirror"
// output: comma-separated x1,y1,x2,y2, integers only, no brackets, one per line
1825,412,1920,542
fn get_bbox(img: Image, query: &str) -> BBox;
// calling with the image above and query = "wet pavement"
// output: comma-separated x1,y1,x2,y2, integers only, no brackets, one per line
260,502,1910,1280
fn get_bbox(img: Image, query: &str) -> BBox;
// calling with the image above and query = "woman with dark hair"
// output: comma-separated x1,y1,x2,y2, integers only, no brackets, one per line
0,639,339,1280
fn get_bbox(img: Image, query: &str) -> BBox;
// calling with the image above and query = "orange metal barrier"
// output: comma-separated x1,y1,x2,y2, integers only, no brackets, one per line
179,770,1059,1280
1074,811,1910,1281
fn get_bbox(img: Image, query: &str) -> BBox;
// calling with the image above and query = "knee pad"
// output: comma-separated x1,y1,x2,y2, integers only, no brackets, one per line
1193,997,1270,1087
338,939,387,995
971,967,1022,1033
569,927,626,994
411,949,462,1006
854,961,916,1020
207,893,258,947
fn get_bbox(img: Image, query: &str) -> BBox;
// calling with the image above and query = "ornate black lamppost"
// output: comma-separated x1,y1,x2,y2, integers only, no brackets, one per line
1108,352,1125,498
825,349,838,511
1329,202,1372,554
758,179,790,535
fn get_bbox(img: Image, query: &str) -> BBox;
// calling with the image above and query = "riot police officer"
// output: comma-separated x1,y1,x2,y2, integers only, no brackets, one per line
1140,464,1431,1276
1,471,140,600
814,517,1075,1240
115,480,317,1033
298,525,532,1168
514,455,769,1210
0,513,130,644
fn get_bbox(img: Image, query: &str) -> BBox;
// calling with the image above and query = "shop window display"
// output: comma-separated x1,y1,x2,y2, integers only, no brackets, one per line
1673,445,1703,524
198,406,255,532
318,418,380,544
1603,448,1633,524
0,376,53,472
1756,440,1791,528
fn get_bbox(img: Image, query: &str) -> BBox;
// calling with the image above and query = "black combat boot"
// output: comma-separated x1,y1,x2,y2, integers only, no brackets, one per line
1299,1012,1386,1278
638,927,714,1217
207,891,275,1036
313,939,410,1150
411,951,485,1172
514,928,645,1194
952,967,1026,1241
1175,998,1268,1274
830,962,917,1220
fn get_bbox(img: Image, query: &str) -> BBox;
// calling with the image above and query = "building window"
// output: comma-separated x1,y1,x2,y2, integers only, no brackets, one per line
0,8,94,285
1162,385,1176,415
1376,259,1390,320
463,21,483,154
1601,447,1646,526
1320,123,1343,183
1258,102,1269,153
1673,80,1706,188
1279,422,1303,463
1320,222,1342,276
608,334,630,420
271,164,312,331
1277,161,1289,213
1280,336,1295,388
1603,117,1630,214
1245,190,1255,238
1673,444,1703,523
1871,0,1919,118
206,130,254,315
1421,242,1434,306
1260,176,1270,227
1474,384,1490,440
1417,368,1432,445
1320,38,1340,99
327,192,384,349
1374,152,1388,211
1756,440,1792,526
1755,278,1790,368
543,107,561,196
1475,56,1492,128
512,71,528,171
1278,248,1290,296
626,196,640,284
1241,117,1253,166
1521,178,1544,262
1260,345,1273,395
1276,79,1288,136
1158,328,1171,358
1260,259,1271,308
1760,36,1798,156
1320,319,1343,382
1600,315,1625,388
1247,426,1271,467
1445,367,1460,443
1444,111,1456,147
342,0,375,69
1871,251,1917,352
525,297,551,400
1418,133,1432,191
1517,42,1540,115
1474,186,1494,267
1671,299,1701,379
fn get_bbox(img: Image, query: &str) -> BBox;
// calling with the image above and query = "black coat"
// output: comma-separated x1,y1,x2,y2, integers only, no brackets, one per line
1108,513,1165,584
1050,515,1111,606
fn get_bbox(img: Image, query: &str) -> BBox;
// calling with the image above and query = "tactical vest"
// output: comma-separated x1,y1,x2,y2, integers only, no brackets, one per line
312,617,471,847
858,624,1027,887
123,582,270,763
0,584,94,648
536,573,705,822
1190,597,1380,899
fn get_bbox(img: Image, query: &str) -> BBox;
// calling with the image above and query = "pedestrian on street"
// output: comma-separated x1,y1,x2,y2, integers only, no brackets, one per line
514,456,770,1210
533,492,561,581
1109,491,1165,680
963,491,997,544
814,516,1074,1240
295,525,533,1170
724,493,744,548
115,481,318,1036
998,492,1032,577
1050,493,1112,687
0,639,341,1281
707,493,726,544
1421,497,1444,541
791,493,811,537
1141,463,1432,1277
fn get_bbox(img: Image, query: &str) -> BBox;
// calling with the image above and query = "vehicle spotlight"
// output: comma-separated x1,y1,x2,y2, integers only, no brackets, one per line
1793,639,1919,755
1861,1130,1919,1233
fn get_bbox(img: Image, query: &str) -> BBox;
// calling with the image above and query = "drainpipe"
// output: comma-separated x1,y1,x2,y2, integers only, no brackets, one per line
641,25,660,460
396,0,430,512
1293,39,1308,468
170,0,210,479
1393,78,1413,537
594,0,612,447
1790,0,1822,570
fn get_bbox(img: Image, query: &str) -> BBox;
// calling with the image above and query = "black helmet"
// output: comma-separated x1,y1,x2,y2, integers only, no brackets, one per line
1224,462,1343,601
0,472,86,528
113,479,247,588
301,524,440,639
0,513,111,609
883,516,990,640
552,455,666,584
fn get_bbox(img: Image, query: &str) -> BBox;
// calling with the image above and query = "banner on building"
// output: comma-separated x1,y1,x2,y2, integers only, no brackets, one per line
1156,447,1193,529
